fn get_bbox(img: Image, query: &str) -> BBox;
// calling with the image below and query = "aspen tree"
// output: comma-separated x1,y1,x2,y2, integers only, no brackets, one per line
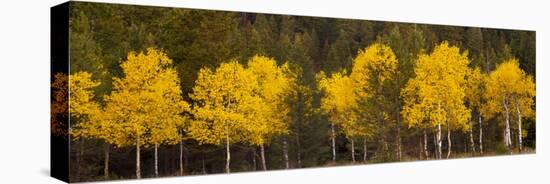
245,55,294,170
402,42,471,159
189,61,257,173
102,48,187,178
484,59,535,153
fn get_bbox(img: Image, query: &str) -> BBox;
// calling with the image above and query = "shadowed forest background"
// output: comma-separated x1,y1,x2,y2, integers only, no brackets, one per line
50,2,535,182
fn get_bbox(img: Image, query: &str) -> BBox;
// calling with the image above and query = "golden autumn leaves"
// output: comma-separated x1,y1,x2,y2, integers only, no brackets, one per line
57,41,535,178
317,42,535,162
402,42,472,159
68,49,189,178
318,43,397,162
189,56,295,172
483,59,535,153
66,49,296,176
402,43,535,157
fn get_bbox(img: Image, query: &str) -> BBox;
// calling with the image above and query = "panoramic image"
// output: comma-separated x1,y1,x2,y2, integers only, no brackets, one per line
50,1,535,182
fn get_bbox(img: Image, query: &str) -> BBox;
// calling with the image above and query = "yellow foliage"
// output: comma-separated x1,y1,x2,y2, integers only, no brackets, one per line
318,70,366,138
103,48,189,148
246,55,294,145
350,43,397,99
401,42,471,131
483,59,535,120
69,72,100,118
189,61,257,145
317,43,398,140
318,71,356,117
465,67,486,111
68,71,102,139
349,43,398,137
189,55,295,147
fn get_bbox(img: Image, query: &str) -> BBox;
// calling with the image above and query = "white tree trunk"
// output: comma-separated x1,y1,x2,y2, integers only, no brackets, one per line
433,134,438,159
283,138,289,169
363,137,367,162
419,138,423,159
136,136,141,179
437,122,442,160
395,74,402,161
436,101,442,159
331,122,336,162
252,148,257,171
396,112,402,161
479,112,483,154
351,139,355,163
516,102,523,153
260,144,267,170
423,129,429,159
446,125,451,159
104,143,109,178
225,100,232,173
201,157,207,174
154,144,159,177
504,100,512,154
225,130,231,173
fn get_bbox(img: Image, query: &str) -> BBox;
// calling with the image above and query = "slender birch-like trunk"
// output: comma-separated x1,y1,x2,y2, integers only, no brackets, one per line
331,122,336,161
375,104,389,158
437,122,442,160
225,100,232,173
503,99,512,154
479,112,483,154
419,138,423,159
446,125,451,159
351,139,355,163
516,101,523,153
381,124,389,157
136,136,141,179
201,157,206,174
252,148,257,171
511,128,516,148
104,143,109,178
423,129,429,159
225,123,231,173
396,109,402,161
503,130,507,149
433,131,439,159
283,138,289,169
395,70,402,161
260,144,267,170
436,101,442,160
363,137,367,162
154,144,159,177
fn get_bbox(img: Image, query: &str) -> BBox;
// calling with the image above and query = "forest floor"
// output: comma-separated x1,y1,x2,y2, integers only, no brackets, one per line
321,148,535,168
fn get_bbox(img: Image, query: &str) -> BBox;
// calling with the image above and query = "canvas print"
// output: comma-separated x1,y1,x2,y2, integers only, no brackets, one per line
51,1,536,183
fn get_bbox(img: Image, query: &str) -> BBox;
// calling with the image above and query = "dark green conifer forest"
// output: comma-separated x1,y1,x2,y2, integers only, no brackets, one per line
53,2,535,182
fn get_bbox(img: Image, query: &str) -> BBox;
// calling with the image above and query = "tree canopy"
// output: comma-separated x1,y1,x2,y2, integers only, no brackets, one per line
60,2,536,182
